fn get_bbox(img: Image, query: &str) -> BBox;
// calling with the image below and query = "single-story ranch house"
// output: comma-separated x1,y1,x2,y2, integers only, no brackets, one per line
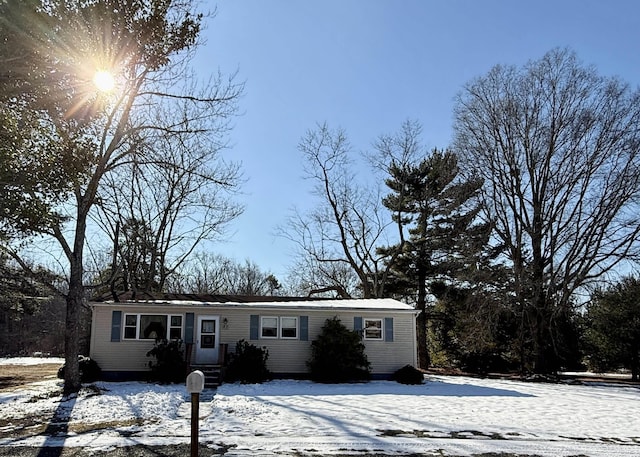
90,292,418,383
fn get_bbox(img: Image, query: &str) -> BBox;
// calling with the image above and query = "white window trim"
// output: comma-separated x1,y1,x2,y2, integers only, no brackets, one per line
260,316,279,339
363,318,383,340
122,313,184,340
169,315,183,340
259,315,299,340
279,316,299,339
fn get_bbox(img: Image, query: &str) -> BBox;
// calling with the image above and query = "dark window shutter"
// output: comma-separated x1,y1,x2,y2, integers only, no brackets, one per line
250,315,259,340
110,311,122,342
299,316,309,341
354,316,363,333
384,317,394,342
185,313,195,344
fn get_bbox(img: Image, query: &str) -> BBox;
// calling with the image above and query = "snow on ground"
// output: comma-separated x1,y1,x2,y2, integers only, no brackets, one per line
1,358,640,456
0,357,65,365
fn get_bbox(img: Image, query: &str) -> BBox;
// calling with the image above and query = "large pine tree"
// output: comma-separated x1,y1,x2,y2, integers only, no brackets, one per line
381,149,489,368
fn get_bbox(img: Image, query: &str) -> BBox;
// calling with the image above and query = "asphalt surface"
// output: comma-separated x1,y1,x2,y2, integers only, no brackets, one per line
0,444,214,456
0,447,532,457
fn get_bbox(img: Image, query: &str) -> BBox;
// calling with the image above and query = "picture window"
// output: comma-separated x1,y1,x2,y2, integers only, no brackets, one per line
123,314,183,340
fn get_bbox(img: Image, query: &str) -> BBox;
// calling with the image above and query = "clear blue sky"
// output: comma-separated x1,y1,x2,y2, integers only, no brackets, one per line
192,0,640,280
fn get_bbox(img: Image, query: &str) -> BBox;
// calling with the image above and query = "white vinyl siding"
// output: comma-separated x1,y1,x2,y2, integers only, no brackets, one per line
91,301,417,375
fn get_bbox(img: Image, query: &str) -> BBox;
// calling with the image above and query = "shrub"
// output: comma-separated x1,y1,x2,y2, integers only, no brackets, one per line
307,316,371,383
457,350,516,375
146,339,187,384
57,355,102,383
391,364,424,385
225,339,271,384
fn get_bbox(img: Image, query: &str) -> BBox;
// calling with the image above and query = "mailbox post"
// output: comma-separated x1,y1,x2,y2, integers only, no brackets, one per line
186,370,205,457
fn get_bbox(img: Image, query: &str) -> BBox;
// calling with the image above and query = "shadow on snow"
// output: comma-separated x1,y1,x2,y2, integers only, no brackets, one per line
218,378,535,398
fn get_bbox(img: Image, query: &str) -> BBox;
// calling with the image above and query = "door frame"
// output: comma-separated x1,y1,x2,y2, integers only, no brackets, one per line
195,315,220,364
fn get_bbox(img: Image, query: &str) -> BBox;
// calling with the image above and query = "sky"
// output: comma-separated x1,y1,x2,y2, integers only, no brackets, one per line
189,0,640,280
2,357,640,456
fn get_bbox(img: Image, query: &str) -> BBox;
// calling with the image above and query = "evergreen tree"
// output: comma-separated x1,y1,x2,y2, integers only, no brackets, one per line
308,317,371,383
585,276,640,381
380,149,490,369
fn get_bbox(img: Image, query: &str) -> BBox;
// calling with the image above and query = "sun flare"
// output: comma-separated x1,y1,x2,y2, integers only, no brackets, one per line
93,69,115,92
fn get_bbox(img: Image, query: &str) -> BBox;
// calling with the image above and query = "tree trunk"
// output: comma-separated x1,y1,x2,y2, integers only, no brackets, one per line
63,201,88,394
416,263,430,369
63,269,83,394
530,306,556,374
532,315,547,374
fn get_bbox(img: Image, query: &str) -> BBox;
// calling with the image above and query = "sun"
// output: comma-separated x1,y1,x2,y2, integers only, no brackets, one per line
92,69,115,92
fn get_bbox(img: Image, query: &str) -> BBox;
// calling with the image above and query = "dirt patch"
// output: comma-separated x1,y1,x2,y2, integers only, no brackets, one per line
0,417,152,441
0,363,62,392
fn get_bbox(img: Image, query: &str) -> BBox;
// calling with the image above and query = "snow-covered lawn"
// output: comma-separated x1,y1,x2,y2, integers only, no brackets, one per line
1,358,639,456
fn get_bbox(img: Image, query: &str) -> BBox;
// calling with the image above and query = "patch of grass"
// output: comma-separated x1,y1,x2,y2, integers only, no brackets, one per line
69,418,151,434
0,364,61,392
26,388,64,402
0,415,154,440
378,429,411,437
0,416,48,438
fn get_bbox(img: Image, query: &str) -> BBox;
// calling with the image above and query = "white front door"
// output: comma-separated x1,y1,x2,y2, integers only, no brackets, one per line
195,316,219,364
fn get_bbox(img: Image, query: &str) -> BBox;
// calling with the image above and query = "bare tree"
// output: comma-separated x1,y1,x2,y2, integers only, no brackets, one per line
167,253,281,296
0,0,243,392
453,48,640,373
281,123,398,298
286,254,360,298
94,120,243,293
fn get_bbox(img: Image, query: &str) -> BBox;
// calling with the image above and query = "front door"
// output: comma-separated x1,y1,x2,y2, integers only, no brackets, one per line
195,316,219,364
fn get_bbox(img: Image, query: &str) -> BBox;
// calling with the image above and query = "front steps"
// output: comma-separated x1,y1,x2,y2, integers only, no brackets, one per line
190,364,222,389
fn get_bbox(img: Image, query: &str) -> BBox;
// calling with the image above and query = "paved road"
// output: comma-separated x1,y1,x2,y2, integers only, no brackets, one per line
0,445,203,456
0,446,524,457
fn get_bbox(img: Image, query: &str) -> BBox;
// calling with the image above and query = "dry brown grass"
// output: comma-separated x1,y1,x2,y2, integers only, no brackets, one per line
0,363,61,392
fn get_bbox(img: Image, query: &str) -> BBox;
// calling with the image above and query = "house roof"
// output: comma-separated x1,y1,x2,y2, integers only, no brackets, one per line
92,291,329,303
91,292,416,312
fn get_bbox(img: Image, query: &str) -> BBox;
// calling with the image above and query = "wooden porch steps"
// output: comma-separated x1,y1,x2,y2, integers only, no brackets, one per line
190,364,222,389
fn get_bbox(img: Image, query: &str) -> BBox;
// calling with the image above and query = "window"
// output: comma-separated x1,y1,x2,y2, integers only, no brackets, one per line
363,318,383,340
261,316,278,338
123,314,183,340
259,316,298,339
124,314,137,339
280,317,298,339
140,315,167,339
170,315,183,339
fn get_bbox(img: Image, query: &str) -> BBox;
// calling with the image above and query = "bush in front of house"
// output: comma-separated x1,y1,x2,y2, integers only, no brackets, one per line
391,364,424,385
57,355,102,383
307,316,371,383
146,338,187,384
224,339,271,384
